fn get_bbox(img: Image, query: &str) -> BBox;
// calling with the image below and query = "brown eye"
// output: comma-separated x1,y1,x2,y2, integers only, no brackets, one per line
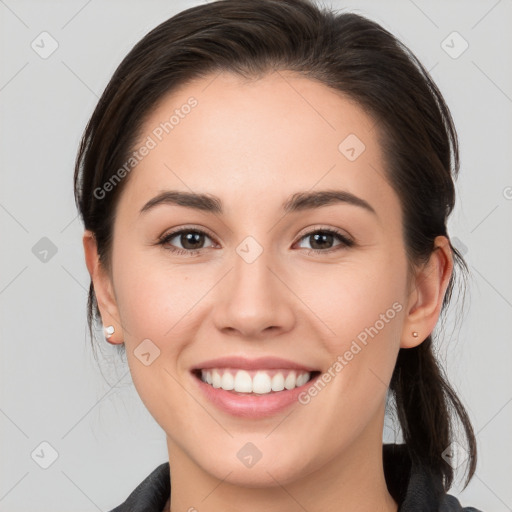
296,228,354,254
157,226,353,257
158,228,215,256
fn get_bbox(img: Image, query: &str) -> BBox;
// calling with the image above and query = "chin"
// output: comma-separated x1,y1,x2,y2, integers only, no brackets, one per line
197,447,315,489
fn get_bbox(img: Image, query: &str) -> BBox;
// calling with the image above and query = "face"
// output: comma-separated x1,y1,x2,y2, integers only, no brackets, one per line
91,71,417,487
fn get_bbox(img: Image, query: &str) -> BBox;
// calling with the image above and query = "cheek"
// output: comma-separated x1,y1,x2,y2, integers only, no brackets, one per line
112,248,199,341
303,253,406,402
112,258,200,427
298,255,406,347
111,249,213,398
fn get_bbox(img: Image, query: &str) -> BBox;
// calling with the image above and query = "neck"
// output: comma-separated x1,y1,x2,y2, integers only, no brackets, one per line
166,422,398,512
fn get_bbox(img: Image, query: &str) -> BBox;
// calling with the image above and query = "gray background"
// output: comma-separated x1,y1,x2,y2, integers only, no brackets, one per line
1,0,511,510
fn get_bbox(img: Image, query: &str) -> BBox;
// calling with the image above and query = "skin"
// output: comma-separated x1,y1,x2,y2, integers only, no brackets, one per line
83,71,453,512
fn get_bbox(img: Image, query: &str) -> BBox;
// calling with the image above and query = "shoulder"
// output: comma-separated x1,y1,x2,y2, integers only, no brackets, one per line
441,493,483,512
383,443,484,512
107,462,170,512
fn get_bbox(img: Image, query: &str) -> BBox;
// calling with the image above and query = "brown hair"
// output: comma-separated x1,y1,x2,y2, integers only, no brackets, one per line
74,0,477,490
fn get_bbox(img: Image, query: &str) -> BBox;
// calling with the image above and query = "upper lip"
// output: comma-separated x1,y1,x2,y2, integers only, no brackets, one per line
191,356,318,372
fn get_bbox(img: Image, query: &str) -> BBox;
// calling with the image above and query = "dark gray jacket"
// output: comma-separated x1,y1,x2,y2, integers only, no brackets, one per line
109,443,483,511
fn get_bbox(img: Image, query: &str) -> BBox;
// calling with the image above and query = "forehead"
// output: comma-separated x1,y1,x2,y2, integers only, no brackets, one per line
117,71,398,223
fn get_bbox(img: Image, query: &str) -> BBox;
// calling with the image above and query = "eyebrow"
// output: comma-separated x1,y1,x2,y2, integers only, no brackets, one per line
139,189,377,216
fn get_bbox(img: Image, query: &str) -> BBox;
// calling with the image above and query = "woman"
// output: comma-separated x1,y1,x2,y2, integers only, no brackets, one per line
74,0,483,510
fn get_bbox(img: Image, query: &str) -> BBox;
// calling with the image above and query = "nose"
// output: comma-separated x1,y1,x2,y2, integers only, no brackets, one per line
213,246,296,340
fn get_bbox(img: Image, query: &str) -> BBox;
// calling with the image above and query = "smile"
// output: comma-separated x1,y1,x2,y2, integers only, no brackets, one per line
197,368,316,394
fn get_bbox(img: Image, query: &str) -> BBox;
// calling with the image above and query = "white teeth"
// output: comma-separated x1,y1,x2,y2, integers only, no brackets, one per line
200,368,311,394
271,373,285,392
212,370,222,388
234,370,252,392
252,371,272,394
296,373,308,387
221,371,234,390
284,371,296,390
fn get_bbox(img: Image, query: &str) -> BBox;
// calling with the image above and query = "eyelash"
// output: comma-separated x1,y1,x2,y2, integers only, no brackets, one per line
156,225,354,257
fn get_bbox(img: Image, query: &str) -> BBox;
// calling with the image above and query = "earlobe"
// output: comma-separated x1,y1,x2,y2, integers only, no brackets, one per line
82,230,124,344
400,236,454,349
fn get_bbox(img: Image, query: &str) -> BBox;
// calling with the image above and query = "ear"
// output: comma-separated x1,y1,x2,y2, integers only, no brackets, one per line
401,235,454,348
82,230,124,344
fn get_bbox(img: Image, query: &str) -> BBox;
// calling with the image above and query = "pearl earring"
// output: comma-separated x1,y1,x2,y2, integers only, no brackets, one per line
412,331,419,338
104,325,115,338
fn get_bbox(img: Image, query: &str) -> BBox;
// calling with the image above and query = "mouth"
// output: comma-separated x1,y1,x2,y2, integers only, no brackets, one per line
191,368,321,395
189,356,322,417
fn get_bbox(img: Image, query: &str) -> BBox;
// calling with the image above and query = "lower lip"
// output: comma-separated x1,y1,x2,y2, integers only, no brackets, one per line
191,372,320,418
